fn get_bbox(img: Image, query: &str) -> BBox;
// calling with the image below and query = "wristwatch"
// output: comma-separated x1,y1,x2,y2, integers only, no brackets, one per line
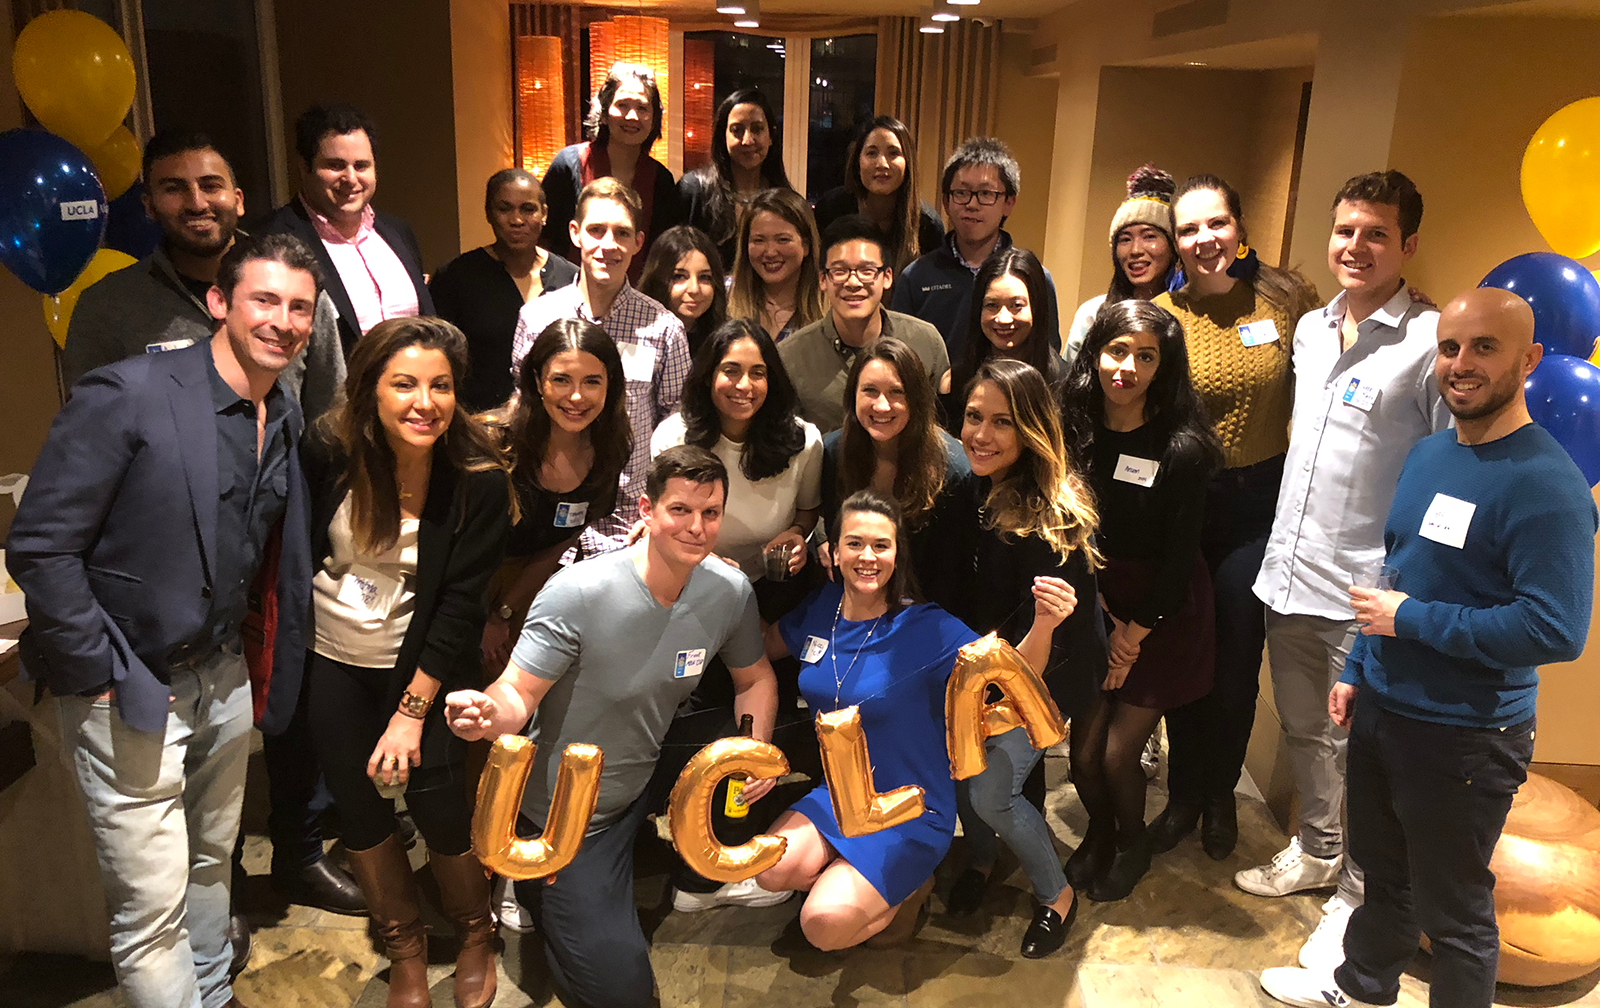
398,690,434,719
496,604,516,620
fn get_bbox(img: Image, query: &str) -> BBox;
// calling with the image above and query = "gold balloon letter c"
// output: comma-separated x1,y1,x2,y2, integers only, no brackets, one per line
667,736,791,883
945,633,1068,780
472,735,603,880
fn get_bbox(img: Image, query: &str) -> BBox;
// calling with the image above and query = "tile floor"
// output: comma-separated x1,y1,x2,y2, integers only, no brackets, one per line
5,750,1598,1008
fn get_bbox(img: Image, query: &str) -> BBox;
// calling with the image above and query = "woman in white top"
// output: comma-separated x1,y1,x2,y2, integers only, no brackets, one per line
1064,164,1178,364
303,317,511,1008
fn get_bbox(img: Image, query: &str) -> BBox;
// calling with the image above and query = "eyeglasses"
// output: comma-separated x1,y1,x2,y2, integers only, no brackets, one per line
946,188,1006,206
824,263,887,284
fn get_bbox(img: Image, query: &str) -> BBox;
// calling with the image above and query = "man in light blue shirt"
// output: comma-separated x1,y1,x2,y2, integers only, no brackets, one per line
1245,171,1450,973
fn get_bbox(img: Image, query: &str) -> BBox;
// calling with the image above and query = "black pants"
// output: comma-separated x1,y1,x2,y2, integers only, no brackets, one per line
231,682,334,877
1335,693,1534,1008
306,652,472,855
1164,454,1282,802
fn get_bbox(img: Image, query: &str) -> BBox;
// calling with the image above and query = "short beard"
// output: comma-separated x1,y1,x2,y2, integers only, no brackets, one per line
1442,375,1519,422
162,214,238,260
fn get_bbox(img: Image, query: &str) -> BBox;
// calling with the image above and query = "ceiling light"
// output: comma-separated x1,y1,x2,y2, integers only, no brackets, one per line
733,0,759,26
919,17,945,32
931,0,960,20
715,1,745,12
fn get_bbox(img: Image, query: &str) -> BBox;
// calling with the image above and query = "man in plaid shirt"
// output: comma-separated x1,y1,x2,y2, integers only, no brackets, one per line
512,177,691,550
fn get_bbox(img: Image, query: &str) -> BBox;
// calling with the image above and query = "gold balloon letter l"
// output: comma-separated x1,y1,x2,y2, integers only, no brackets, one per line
667,736,791,883
946,633,1068,780
816,705,925,838
472,735,603,880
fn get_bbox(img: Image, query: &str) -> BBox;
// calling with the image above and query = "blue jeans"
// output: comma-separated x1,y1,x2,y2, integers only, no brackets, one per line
59,647,252,1008
955,727,1069,903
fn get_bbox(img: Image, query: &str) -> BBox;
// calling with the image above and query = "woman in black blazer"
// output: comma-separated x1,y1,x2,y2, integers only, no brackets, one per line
301,316,511,1008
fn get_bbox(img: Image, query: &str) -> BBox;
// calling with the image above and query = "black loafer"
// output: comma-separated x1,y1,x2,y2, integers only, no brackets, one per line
227,913,251,980
272,856,369,916
1146,798,1202,853
1063,821,1117,890
1019,892,1078,959
1200,795,1238,861
945,867,989,917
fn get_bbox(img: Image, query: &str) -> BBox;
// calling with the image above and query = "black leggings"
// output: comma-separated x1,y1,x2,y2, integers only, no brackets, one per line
306,652,472,855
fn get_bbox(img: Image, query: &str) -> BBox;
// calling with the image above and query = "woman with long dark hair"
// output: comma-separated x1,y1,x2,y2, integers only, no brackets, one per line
812,116,942,274
679,87,793,268
940,247,1065,429
541,62,684,278
637,224,729,359
939,358,1104,957
1064,164,1178,364
727,188,824,343
1147,174,1321,861
1060,299,1223,901
302,316,512,1008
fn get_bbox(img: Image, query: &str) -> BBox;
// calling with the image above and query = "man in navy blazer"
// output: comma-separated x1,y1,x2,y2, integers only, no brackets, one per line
259,103,433,356
6,233,320,1008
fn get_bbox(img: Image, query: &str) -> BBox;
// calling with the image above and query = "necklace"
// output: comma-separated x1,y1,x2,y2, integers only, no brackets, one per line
830,598,884,709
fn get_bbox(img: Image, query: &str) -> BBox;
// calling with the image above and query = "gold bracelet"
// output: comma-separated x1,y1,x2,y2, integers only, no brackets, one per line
398,690,434,719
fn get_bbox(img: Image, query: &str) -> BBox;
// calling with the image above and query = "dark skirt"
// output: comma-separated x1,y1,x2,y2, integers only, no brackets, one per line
1099,553,1215,710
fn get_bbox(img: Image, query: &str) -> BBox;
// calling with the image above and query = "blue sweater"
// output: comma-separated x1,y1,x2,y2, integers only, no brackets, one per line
1340,424,1597,727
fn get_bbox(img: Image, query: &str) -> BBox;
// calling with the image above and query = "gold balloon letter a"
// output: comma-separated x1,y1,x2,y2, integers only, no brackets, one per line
816,705,925,838
668,737,791,883
945,633,1068,780
472,735,603,880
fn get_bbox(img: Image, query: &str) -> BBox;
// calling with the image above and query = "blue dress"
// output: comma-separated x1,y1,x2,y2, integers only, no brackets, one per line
778,580,980,905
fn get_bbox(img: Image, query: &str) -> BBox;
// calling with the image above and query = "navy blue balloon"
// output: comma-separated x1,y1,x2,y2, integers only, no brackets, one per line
104,182,160,260
1524,353,1600,487
1480,252,1600,360
0,128,108,295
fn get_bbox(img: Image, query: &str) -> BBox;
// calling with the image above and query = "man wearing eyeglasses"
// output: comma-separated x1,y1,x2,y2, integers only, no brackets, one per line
779,215,948,434
892,137,1060,364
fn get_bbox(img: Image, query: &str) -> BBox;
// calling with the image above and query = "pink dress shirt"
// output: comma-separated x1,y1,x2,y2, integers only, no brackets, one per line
304,198,420,335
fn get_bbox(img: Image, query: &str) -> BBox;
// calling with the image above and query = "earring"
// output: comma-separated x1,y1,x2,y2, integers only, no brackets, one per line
1235,242,1251,259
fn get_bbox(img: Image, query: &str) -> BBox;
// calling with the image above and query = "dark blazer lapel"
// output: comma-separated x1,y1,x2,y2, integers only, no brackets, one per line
167,348,220,587
373,211,435,315
285,201,360,351
408,460,457,633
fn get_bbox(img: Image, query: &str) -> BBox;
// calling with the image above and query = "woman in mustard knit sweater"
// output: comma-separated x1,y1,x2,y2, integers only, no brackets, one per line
1147,174,1321,861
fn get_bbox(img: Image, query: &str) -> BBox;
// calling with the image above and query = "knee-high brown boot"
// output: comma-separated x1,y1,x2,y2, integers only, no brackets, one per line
345,835,431,1008
429,850,498,1008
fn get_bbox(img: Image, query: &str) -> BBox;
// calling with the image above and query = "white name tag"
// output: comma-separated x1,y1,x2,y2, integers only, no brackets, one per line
620,342,657,383
673,648,707,679
800,636,828,663
1239,320,1280,347
553,500,588,528
336,563,406,617
146,338,197,354
1419,492,1476,549
1342,377,1379,412
1112,454,1159,487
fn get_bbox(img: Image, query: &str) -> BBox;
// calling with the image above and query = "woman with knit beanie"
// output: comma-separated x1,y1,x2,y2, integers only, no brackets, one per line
1144,174,1322,864
1063,164,1180,363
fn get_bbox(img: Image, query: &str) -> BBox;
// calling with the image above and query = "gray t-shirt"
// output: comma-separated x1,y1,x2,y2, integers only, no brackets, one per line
509,546,764,831
778,308,950,435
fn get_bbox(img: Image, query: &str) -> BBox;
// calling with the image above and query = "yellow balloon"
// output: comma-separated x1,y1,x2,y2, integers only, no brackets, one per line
42,249,138,348
12,11,136,151
1522,97,1600,260
89,126,141,201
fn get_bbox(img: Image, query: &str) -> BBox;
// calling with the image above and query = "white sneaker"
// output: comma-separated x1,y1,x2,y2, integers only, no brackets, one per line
493,874,535,932
672,877,793,912
1259,966,1385,1006
1234,837,1341,897
1298,894,1356,972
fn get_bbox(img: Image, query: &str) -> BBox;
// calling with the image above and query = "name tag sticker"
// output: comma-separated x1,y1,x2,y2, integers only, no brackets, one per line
553,500,588,528
145,338,197,354
1239,320,1280,347
335,563,406,616
620,342,658,383
1112,454,1159,487
800,636,828,663
59,199,100,221
673,648,707,679
1342,378,1379,412
1419,493,1476,549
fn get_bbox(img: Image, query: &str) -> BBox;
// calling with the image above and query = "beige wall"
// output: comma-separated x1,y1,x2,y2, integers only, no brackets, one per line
274,0,461,272
451,0,515,255
993,29,1059,260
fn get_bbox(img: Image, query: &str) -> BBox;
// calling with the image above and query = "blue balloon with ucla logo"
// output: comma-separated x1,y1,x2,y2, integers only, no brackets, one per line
1524,353,1600,487
0,128,109,295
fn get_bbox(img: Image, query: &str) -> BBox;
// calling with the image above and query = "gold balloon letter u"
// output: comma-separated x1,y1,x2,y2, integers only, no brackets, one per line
471,735,603,880
816,705,925,838
945,633,1068,780
667,737,790,882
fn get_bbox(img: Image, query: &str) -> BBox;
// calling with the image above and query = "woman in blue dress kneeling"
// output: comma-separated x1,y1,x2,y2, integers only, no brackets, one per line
752,489,1073,949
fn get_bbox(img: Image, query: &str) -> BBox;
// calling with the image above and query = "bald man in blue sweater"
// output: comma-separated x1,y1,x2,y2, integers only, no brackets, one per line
1262,288,1599,1008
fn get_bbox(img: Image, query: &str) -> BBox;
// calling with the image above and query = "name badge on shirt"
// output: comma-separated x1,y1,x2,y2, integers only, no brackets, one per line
553,501,588,528
800,636,828,663
1238,320,1280,347
1342,378,1379,412
1419,493,1476,549
145,337,196,354
620,342,657,383
673,648,707,679
1112,454,1160,488
337,563,405,616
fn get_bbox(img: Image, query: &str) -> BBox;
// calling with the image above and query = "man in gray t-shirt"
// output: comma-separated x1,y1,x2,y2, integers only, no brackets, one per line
446,446,779,1008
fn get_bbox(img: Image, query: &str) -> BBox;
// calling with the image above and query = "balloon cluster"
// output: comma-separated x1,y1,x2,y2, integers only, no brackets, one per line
3,11,143,347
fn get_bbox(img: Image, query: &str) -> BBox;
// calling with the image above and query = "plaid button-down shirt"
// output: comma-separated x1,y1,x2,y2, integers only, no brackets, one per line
512,282,691,546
